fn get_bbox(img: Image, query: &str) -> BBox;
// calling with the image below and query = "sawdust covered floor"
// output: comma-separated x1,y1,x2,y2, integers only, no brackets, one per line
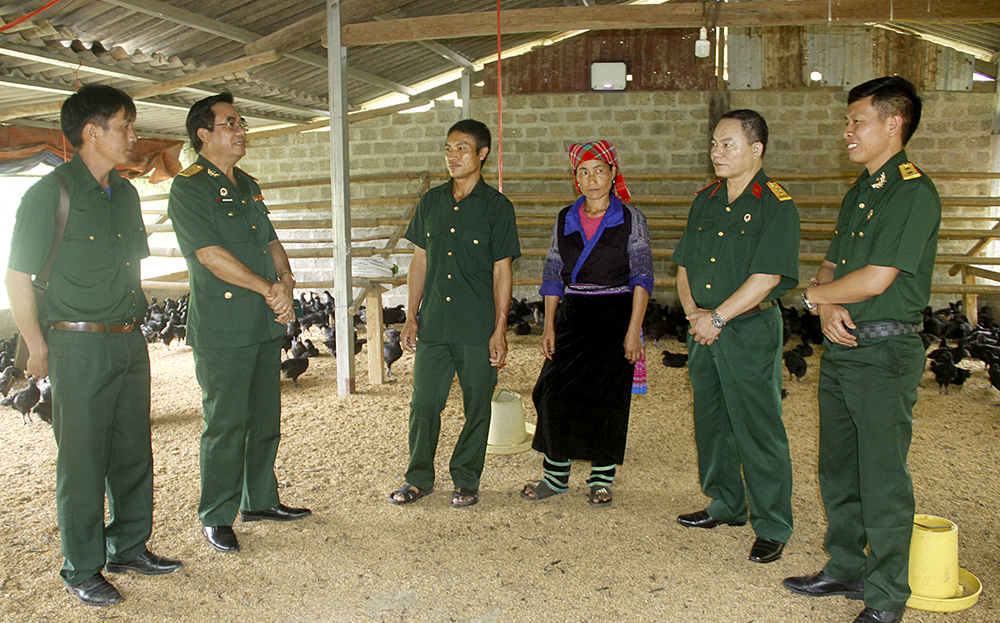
0,331,997,623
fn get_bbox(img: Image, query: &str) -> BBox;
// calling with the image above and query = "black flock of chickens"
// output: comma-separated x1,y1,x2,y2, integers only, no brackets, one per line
5,296,1000,424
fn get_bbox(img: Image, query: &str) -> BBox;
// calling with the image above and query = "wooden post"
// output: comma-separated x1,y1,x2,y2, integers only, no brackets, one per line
366,284,388,385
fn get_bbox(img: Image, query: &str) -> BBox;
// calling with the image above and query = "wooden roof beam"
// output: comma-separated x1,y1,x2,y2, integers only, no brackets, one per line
341,0,1000,46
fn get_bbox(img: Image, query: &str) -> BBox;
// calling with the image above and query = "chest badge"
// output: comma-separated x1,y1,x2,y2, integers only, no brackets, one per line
220,187,228,197
744,213,752,222
871,172,887,189
206,168,221,178
254,194,264,202
867,209,874,220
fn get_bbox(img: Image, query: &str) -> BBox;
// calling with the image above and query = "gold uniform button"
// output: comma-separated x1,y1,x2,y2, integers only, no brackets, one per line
473,239,479,244
710,257,716,262
446,296,451,302
741,230,745,234
835,229,839,234
454,206,459,211
718,231,724,237
851,232,855,237
426,232,430,237
242,199,247,204
117,233,122,238
859,231,864,237
224,291,233,299
705,284,712,289
450,228,455,233
447,251,453,256
859,203,866,209
841,259,846,264
89,235,95,240
227,211,234,217
126,262,130,266
725,207,731,212
252,225,257,230
697,226,702,231
447,274,452,279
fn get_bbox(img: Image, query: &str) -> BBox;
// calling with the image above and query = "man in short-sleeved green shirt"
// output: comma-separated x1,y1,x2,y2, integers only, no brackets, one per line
673,110,799,565
784,77,940,623
388,120,520,508
168,93,310,554
6,85,181,607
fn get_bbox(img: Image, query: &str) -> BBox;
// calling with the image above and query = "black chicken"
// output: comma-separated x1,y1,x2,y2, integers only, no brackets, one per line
384,329,403,377
9,377,40,424
661,350,688,368
281,355,309,388
783,350,807,382
929,353,958,394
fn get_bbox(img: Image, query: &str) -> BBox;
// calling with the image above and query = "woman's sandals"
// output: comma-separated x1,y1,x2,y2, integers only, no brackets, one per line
520,480,565,501
451,488,479,508
589,485,613,507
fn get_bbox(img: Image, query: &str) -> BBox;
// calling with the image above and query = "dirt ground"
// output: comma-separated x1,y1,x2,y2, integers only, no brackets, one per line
0,328,996,623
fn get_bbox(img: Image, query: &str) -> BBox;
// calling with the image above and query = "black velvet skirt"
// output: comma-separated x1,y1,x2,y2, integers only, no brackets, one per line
531,292,635,464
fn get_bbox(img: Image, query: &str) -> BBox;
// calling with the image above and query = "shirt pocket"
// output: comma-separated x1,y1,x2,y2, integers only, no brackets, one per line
213,204,250,244
685,218,717,259
458,226,492,273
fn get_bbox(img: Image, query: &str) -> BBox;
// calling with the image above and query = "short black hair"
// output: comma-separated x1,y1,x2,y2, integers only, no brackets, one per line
848,76,922,145
447,119,491,163
60,84,136,149
187,92,234,153
719,109,769,158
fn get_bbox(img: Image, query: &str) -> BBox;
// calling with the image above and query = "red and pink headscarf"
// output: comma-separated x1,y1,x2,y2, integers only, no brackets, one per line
568,140,632,204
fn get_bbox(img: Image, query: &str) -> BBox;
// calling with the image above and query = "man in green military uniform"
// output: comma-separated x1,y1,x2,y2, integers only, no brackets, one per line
673,109,799,564
387,119,520,509
6,85,181,607
168,93,310,554
784,77,940,623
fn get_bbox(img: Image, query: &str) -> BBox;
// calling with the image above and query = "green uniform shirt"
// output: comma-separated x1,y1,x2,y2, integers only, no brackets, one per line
825,151,940,326
673,169,800,308
8,153,148,324
404,176,520,344
167,155,284,348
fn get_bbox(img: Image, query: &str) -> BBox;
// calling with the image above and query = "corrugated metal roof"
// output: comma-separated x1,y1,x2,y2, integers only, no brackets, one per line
0,0,996,142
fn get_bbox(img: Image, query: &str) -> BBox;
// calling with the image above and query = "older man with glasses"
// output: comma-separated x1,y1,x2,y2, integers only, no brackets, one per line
167,92,310,554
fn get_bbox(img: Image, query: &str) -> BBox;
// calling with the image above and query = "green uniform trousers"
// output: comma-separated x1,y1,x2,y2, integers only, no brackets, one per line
686,305,793,542
193,337,282,527
406,340,498,491
48,329,153,585
818,334,923,611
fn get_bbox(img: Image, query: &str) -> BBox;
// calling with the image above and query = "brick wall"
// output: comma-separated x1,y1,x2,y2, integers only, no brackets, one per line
234,89,998,309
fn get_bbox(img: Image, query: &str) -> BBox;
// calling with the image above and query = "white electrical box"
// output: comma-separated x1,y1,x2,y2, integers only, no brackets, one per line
590,62,627,91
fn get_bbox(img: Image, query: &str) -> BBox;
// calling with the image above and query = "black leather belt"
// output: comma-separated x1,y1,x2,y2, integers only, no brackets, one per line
51,321,136,333
849,321,920,340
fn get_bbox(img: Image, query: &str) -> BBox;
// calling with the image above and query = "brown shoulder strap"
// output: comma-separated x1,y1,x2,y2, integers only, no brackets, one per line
36,171,70,285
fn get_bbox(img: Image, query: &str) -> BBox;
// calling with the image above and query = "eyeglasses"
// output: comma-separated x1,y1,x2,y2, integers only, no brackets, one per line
214,119,249,132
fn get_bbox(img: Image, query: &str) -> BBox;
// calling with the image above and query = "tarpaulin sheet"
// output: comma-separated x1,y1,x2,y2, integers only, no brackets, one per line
0,126,183,183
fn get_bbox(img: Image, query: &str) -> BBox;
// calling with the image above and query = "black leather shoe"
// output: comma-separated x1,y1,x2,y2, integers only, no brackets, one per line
240,503,312,522
66,572,122,607
203,526,239,552
105,549,183,575
748,537,785,563
782,570,864,600
676,509,746,529
853,607,904,623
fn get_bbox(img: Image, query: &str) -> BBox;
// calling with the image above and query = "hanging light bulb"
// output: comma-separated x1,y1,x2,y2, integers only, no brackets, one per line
695,26,711,58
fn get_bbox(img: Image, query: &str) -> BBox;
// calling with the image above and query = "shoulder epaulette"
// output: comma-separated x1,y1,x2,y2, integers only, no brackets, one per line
235,167,258,182
899,162,922,180
767,180,793,201
695,179,723,195
177,164,203,177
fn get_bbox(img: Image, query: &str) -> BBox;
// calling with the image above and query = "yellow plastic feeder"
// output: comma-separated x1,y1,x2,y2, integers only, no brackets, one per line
486,389,535,455
906,514,982,612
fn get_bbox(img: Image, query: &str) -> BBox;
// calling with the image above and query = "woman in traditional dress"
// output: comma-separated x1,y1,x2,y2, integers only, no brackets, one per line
522,140,652,507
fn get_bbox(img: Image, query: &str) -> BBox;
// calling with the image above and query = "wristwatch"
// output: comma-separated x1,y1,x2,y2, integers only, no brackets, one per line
801,284,818,312
711,310,726,329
